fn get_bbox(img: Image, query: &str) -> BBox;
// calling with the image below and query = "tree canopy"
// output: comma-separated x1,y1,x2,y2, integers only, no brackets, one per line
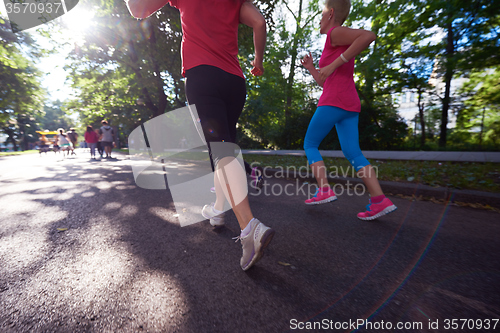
0,18,45,150
1,0,499,151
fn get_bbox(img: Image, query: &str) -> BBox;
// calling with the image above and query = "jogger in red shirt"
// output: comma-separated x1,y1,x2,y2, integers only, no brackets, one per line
127,0,274,271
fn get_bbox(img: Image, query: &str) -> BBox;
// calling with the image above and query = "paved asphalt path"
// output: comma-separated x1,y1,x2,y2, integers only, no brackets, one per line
0,152,499,332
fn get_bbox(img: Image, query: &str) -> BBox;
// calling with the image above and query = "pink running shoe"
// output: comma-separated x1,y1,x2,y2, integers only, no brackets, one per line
305,187,337,205
357,198,397,221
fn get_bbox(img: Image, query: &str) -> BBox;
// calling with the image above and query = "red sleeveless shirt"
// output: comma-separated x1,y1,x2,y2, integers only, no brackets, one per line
169,0,245,78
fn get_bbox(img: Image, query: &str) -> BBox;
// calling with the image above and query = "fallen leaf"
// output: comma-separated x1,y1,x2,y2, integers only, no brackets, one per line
57,228,68,232
278,261,291,266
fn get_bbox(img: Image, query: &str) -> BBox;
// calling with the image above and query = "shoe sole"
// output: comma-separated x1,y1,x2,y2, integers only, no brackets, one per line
305,196,338,205
201,207,225,227
209,218,225,227
358,205,397,221
242,228,275,271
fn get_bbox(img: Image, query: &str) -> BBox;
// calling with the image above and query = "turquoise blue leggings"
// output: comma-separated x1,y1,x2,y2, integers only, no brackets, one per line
304,105,370,172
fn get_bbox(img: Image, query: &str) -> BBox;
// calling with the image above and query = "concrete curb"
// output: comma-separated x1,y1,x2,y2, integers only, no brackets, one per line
262,168,500,209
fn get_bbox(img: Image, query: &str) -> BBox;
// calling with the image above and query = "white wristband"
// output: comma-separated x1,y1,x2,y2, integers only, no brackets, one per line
340,53,348,63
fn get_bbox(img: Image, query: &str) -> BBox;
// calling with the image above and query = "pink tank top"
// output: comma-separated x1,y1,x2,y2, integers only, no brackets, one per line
318,26,361,112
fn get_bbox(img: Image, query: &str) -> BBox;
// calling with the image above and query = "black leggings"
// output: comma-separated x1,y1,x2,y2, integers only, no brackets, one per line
185,65,250,170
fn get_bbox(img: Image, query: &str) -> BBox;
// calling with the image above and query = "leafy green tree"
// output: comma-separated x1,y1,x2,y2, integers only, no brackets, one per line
65,0,185,134
240,34,289,148
343,0,415,149
457,67,500,149
239,5,319,150
347,0,500,150
0,18,45,150
37,100,72,131
422,0,500,147
398,52,436,148
281,0,321,147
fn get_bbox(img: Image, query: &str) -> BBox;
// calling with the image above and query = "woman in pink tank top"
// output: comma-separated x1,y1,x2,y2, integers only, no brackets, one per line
300,0,397,220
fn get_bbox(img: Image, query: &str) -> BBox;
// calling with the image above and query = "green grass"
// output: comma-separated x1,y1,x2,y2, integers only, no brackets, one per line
3,149,498,192
0,150,39,156
244,154,500,193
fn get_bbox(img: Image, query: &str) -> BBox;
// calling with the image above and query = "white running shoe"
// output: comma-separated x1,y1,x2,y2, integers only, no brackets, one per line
235,218,275,271
202,203,225,227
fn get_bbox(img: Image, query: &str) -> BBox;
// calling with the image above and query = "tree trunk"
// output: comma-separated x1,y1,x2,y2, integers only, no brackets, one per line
439,17,454,148
127,40,160,117
361,0,381,121
417,90,426,148
147,22,168,115
284,0,303,148
479,106,485,150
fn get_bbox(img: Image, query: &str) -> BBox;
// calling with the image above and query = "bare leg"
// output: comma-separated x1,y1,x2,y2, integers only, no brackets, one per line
310,160,329,188
357,165,383,197
214,156,254,230
213,171,225,211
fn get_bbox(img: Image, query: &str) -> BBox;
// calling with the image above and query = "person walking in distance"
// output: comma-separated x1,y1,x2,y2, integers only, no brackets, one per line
84,125,99,159
66,128,78,155
95,129,104,158
56,128,73,156
127,0,274,271
300,0,397,220
99,120,115,159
